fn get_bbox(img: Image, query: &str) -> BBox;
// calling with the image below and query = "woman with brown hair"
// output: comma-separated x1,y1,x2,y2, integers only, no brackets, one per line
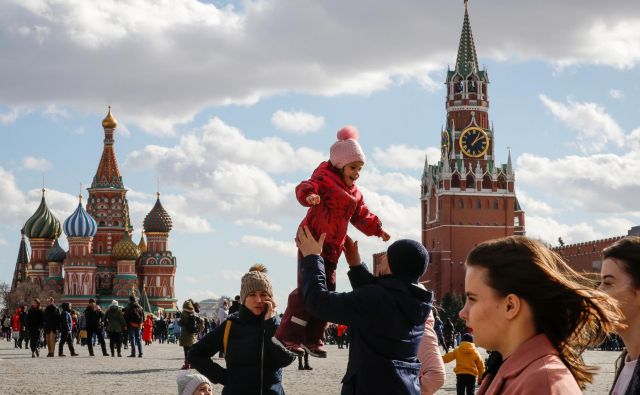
600,236,640,395
459,236,621,395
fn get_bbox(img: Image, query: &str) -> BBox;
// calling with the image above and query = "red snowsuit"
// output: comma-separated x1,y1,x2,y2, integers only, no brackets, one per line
142,316,154,343
275,161,384,348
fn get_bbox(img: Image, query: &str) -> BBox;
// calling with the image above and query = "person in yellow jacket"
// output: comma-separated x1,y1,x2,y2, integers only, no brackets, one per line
443,333,485,395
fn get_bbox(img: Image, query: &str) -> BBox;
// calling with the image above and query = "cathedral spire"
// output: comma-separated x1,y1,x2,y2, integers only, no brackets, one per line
455,0,479,77
92,107,123,189
11,229,30,290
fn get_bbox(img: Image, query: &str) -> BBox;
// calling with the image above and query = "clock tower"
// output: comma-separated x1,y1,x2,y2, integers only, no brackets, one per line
421,1,525,298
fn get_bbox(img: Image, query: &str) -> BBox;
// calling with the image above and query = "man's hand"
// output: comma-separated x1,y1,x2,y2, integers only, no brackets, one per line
380,229,391,242
344,235,361,267
296,225,325,257
306,194,320,206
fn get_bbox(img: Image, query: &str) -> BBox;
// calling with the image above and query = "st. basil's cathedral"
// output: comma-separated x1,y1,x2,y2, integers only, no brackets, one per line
11,108,178,313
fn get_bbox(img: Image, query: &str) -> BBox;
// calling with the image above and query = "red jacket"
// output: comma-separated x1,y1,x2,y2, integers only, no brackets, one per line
12,310,21,331
296,161,383,263
337,324,347,337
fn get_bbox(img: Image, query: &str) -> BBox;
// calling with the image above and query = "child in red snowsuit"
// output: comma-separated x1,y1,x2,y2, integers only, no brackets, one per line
274,126,390,358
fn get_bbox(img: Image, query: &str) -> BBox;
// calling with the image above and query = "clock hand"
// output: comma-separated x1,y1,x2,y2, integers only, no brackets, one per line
471,134,482,146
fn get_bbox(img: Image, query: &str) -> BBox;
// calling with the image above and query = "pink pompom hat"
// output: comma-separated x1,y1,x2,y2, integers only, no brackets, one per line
329,125,365,169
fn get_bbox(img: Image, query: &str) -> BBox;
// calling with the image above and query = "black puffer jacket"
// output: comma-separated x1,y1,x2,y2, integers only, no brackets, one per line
301,256,433,395
188,305,295,395
26,307,44,334
43,304,60,331
84,306,103,330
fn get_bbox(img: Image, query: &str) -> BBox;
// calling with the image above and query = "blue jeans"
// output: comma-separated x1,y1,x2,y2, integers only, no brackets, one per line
128,327,142,356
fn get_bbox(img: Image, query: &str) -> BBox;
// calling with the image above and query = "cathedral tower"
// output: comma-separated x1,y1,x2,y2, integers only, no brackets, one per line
421,2,525,297
23,189,61,288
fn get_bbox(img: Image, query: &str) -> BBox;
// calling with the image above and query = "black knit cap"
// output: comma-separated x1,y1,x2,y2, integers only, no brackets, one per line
387,239,429,283
462,333,474,343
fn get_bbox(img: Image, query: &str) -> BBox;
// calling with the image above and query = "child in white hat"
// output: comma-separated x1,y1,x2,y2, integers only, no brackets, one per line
177,371,212,395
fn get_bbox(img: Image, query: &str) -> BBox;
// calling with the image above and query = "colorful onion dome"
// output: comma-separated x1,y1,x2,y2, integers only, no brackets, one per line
24,189,62,239
112,231,140,261
46,239,67,262
138,232,147,252
63,195,97,237
143,193,172,233
102,106,117,129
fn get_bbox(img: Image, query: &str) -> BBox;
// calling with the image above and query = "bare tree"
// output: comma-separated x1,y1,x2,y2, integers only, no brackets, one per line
0,281,10,311
6,281,62,311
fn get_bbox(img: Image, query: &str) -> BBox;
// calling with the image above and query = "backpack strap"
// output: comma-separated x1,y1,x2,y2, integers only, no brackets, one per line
223,320,232,355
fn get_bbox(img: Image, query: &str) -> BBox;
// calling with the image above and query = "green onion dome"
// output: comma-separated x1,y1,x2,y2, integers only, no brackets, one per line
112,231,140,261
143,193,172,233
46,239,67,262
24,190,62,239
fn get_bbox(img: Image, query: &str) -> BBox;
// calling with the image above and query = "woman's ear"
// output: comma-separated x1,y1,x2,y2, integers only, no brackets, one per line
503,293,522,320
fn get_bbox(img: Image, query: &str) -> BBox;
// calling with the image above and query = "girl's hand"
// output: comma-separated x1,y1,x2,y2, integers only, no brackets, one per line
306,194,320,206
380,230,390,242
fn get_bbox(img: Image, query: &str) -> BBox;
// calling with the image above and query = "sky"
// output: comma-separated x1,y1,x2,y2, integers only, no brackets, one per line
1,0,640,307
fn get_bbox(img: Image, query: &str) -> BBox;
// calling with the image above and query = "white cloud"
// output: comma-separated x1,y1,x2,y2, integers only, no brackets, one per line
235,219,282,231
517,151,640,214
221,270,244,281
516,190,554,217
539,95,625,153
22,156,52,172
0,108,23,125
627,128,640,151
4,1,639,133
184,276,197,284
525,215,600,246
609,89,624,100
372,145,439,169
271,110,325,134
234,235,296,257
0,238,8,246
358,166,421,198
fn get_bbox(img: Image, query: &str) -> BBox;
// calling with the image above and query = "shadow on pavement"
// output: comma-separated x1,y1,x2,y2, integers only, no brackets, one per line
88,368,176,375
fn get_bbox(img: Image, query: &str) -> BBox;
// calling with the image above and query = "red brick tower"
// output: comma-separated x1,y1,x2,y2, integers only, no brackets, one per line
139,193,177,312
421,2,526,298
85,107,132,299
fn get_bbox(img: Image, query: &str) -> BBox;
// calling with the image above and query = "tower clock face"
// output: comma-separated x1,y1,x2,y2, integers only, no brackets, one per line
459,127,490,158
441,130,451,157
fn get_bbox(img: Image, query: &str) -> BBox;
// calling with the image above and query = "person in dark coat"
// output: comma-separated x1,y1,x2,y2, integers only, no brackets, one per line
43,297,60,357
58,302,78,357
228,295,241,315
26,298,44,357
296,226,433,395
188,264,295,394
84,298,108,356
18,305,29,349
104,300,126,357
123,295,144,357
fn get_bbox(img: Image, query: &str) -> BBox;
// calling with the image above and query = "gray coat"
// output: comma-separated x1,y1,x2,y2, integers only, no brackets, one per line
104,305,126,333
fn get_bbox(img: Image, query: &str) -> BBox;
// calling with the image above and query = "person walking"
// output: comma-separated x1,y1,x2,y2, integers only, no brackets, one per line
43,297,60,357
599,237,640,395
104,300,126,357
85,298,108,356
460,236,621,395
228,295,241,315
124,295,144,358
26,298,44,358
296,227,433,394
179,300,198,370
216,299,229,358
58,302,78,357
442,333,484,395
18,304,29,350
188,264,295,394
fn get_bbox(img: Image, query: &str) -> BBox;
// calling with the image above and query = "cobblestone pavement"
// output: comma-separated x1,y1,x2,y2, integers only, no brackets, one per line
0,339,619,394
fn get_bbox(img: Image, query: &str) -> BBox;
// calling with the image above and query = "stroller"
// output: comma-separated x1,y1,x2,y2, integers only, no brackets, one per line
167,324,176,344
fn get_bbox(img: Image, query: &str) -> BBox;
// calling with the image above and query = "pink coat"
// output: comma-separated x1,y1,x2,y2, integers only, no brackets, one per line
478,333,581,395
418,311,446,395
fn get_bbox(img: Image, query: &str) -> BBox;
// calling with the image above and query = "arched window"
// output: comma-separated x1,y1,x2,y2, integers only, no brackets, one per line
476,199,481,209
497,174,507,190
451,173,461,189
465,174,475,190
482,175,491,190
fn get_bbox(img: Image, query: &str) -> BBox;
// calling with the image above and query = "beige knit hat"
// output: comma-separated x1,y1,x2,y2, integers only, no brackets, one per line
240,264,274,304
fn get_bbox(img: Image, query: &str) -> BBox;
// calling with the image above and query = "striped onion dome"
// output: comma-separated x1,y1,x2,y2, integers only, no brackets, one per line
143,193,172,233
24,190,62,239
112,231,140,261
64,195,97,238
46,239,67,262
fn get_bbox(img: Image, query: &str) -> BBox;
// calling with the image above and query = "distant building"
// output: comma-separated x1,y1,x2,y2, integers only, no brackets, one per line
11,108,178,314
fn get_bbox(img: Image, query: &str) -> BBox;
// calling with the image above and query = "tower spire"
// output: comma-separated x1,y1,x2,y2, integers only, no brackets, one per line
92,107,123,189
455,0,479,77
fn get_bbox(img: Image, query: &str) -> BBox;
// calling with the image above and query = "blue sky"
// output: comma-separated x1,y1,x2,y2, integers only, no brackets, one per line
1,1,640,307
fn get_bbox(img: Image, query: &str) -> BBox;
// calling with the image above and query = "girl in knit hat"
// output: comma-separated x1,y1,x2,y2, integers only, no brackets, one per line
274,125,390,358
187,264,295,395
176,371,213,395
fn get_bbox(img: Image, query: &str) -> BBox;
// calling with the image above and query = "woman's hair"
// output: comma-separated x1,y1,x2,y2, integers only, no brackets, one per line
603,236,640,289
32,298,40,307
466,236,621,390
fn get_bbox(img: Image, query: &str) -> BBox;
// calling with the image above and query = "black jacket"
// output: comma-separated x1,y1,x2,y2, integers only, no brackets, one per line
84,306,103,330
610,350,640,395
43,304,60,332
188,305,295,395
301,255,433,395
26,307,44,334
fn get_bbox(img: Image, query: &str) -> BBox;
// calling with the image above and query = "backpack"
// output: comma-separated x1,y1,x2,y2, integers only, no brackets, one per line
193,315,204,334
3,317,10,327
